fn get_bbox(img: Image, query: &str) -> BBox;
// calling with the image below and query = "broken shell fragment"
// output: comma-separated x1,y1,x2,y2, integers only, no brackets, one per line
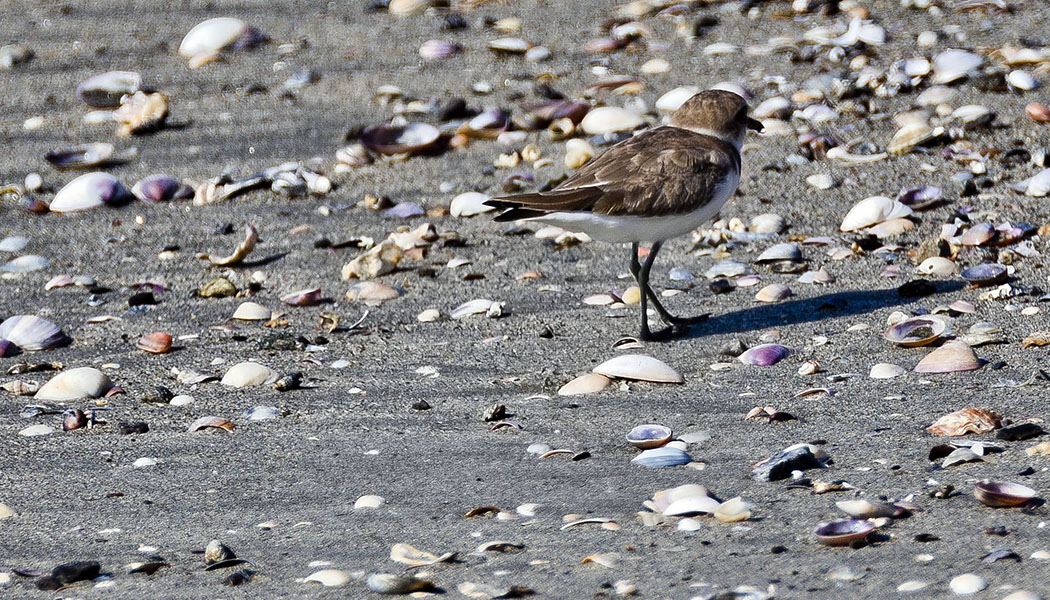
341,240,403,280
973,481,1037,508
813,519,875,546
204,540,236,566
35,367,112,401
625,424,672,449
366,573,435,595
187,416,235,433
927,407,1001,436
883,316,947,347
114,91,169,136
220,362,278,387
197,223,257,266
76,71,141,108
738,344,790,367
0,315,70,351
360,122,440,156
132,175,194,201
592,354,683,383
914,341,981,374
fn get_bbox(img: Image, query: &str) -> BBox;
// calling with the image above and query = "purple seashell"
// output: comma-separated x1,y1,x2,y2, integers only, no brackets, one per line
737,343,790,367
960,263,1008,286
625,424,672,449
132,175,195,202
0,315,70,351
813,519,875,546
384,202,424,219
230,25,267,51
895,185,943,210
419,39,461,62
0,339,21,357
281,287,322,307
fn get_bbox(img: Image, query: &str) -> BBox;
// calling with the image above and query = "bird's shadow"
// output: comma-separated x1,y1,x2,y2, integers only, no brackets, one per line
677,281,967,338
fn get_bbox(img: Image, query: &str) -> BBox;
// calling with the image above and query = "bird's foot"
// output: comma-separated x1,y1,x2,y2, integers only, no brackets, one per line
663,313,711,328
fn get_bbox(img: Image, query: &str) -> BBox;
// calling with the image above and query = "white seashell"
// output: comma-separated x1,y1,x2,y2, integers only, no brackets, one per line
752,97,791,119
831,18,885,46
1,255,49,273
826,146,887,164
713,497,752,523
631,446,691,468
870,363,906,379
304,569,350,587
487,37,531,54
558,373,611,396
914,340,981,374
133,457,158,468
346,281,401,306
50,172,132,213
655,87,700,112
417,308,440,322
579,107,645,135
354,494,385,509
231,301,270,321
1025,168,1050,197
749,213,786,234
640,58,670,74
806,173,835,190
902,57,931,77
0,315,70,351
179,17,254,58
449,192,494,217
798,104,838,123
564,138,595,169
756,243,801,263
917,257,956,276
0,236,28,252
798,267,834,285
19,424,54,437
76,71,142,108
839,196,913,232
948,573,987,595
451,298,495,319
524,46,550,62
755,283,792,303
592,354,683,384
868,217,915,238
951,104,993,124
677,518,702,531
898,580,928,592
35,367,112,400
1007,70,1039,91
220,362,278,387
663,494,721,517
703,42,738,55
704,260,749,279
1001,591,1042,600
932,49,983,85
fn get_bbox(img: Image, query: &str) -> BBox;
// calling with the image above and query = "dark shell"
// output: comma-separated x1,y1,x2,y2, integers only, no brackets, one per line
895,185,943,210
132,175,194,202
0,339,21,357
462,109,510,138
960,263,1008,286
813,519,876,546
230,26,267,51
360,122,440,156
522,100,591,129
45,143,116,170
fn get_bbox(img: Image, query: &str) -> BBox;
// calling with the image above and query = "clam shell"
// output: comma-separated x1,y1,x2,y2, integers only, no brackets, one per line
756,243,801,263
949,573,987,595
592,354,683,383
558,373,611,396
913,340,981,374
798,267,834,285
366,573,434,595
35,367,112,400
132,175,194,201
835,499,907,519
1,255,49,273
136,331,172,354
487,37,530,54
0,315,70,351
451,298,496,319
1007,69,1039,91
187,416,235,433
973,481,1037,508
450,192,495,217
304,569,350,587
839,196,913,232
916,257,956,276
346,281,402,305
896,185,943,210
883,316,947,347
220,362,278,387
869,363,906,379
579,107,645,135
651,484,710,513
281,288,322,306
179,17,263,58
231,301,270,321
1025,168,1050,197
713,497,753,523
655,86,700,112
76,71,141,108
45,143,115,169
51,172,133,213
360,122,439,156
663,494,721,516
960,263,1008,286
625,424,672,449
419,39,460,61
631,446,691,468
960,223,996,246
753,97,791,119
0,236,28,252
738,344,790,367
932,49,983,84
813,519,875,546
1027,102,1050,123
755,283,792,303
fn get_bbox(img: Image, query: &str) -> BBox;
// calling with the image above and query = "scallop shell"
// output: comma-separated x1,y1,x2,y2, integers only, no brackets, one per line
76,71,141,108
579,107,645,135
625,424,672,449
592,354,683,383
220,362,278,387
813,519,875,546
360,122,440,156
0,315,71,351
974,481,1037,508
883,316,947,347
913,340,981,374
35,367,112,401
51,172,133,213
839,196,913,232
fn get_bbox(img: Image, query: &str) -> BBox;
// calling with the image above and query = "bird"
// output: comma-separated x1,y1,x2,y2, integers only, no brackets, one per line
485,89,763,341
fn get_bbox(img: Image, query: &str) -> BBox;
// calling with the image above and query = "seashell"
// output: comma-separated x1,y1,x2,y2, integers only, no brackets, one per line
625,424,672,449
755,283,792,303
132,175,193,202
360,122,439,156
0,235,28,252
960,223,996,246
714,497,753,523
798,267,835,285
0,339,19,357
949,573,987,595
450,192,495,217
895,186,942,212
749,213,786,234
883,316,947,347
1027,102,1050,123
887,122,944,154
564,138,595,169
366,573,434,595
813,519,875,546
136,331,172,354
839,196,913,232
388,0,429,16
914,340,981,374
419,39,460,61
579,107,645,135
304,569,350,587
917,257,956,276
0,315,70,351
0,43,34,68
178,18,264,60
974,481,1037,508
35,367,112,401
187,416,235,433
663,494,721,516
655,86,700,112
19,424,53,437
738,344,790,367
346,281,401,305
558,372,611,396
960,263,1008,286
868,218,914,238
524,46,550,62
704,260,749,279
487,37,531,54
826,146,887,164
836,499,907,519
1007,70,1039,91
522,101,589,129
45,143,115,169
592,354,683,383
798,103,838,123
951,104,994,127
220,362,278,387
1025,168,1050,197
651,484,710,513
932,49,983,84
902,57,931,77
281,288,322,306
114,91,169,136
631,446,691,468
51,172,133,213
204,540,236,566
756,243,801,262
640,58,669,74
869,363,906,379
752,97,791,119
1,255,49,272
341,240,403,280
336,143,373,167
806,173,835,190
243,406,278,421
198,223,257,266
75,71,142,108
231,301,270,321
451,298,497,320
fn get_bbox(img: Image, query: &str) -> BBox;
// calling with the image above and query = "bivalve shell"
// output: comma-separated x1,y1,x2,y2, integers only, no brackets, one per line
360,122,440,156
870,363,906,379
655,86,699,112
220,362,278,387
136,331,172,354
914,340,981,374
931,49,983,84
51,172,133,213
35,367,112,400
558,373,611,396
755,283,792,303
45,143,115,170
883,316,947,347
948,573,987,595
917,257,956,276
0,315,70,351
304,569,350,587
813,519,875,546
450,192,495,217
1007,70,1039,91
179,17,264,59
1025,168,1050,197
973,481,1037,508
738,344,790,367
592,354,683,383
663,494,721,516
232,301,270,321
756,243,801,263
76,71,141,108
281,288,322,307
839,196,913,232
960,263,1008,286
625,424,672,449
631,446,691,468
366,573,434,595
132,175,194,201
579,107,645,135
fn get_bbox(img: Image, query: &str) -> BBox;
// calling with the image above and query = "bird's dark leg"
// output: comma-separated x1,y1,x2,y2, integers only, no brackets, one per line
636,242,709,334
630,243,673,341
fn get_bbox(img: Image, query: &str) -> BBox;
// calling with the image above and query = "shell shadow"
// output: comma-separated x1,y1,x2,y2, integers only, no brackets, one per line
682,280,967,337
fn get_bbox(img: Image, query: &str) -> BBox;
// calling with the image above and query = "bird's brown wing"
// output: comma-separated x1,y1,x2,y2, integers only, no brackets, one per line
487,127,739,221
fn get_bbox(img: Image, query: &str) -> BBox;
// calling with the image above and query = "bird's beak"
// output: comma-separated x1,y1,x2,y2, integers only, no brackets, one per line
747,117,764,133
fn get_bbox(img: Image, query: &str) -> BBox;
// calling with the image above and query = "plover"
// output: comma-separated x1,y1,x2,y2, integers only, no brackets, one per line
486,89,762,340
